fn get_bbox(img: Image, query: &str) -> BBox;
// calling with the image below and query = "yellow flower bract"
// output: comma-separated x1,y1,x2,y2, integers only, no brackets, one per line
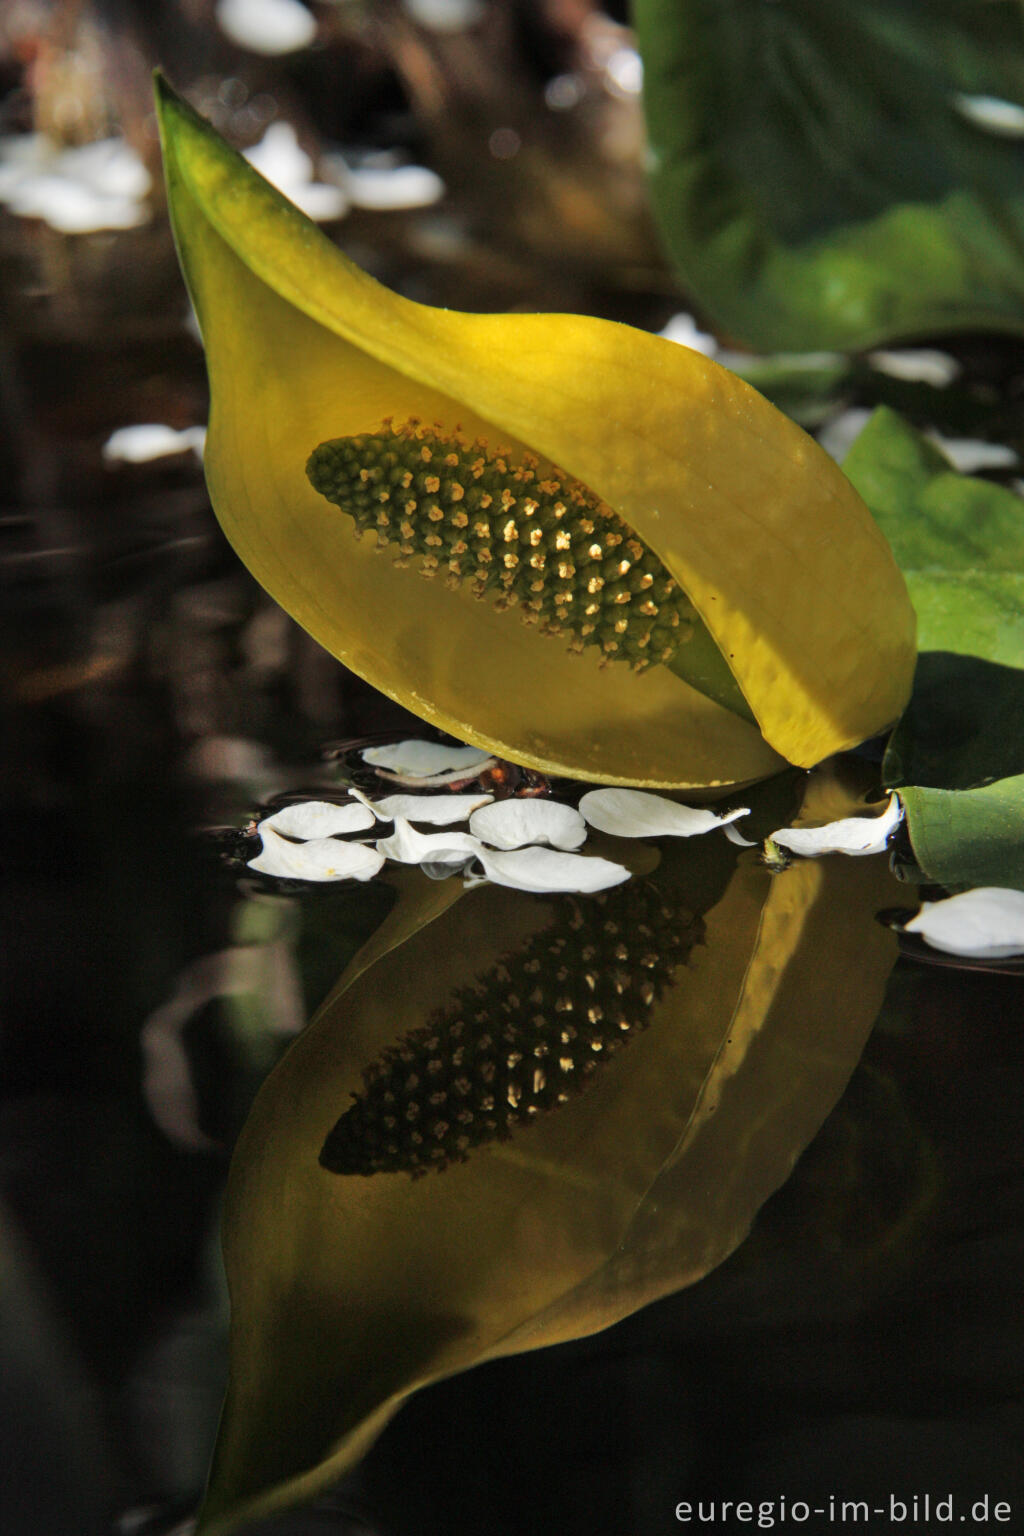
155,76,915,789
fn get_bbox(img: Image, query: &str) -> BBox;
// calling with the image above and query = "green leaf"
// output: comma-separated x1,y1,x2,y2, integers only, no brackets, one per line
841,407,1024,889
635,0,1024,351
897,775,1024,890
196,771,900,1535
843,407,1024,669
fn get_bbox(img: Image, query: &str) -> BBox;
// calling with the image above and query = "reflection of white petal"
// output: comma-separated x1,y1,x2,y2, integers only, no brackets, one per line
867,349,961,387
579,788,749,839
102,423,206,463
350,787,493,824
375,818,482,866
259,800,376,838
215,0,317,54
362,739,493,776
469,798,586,851
248,826,384,880
723,821,757,848
769,794,902,858
904,888,1024,958
473,845,630,894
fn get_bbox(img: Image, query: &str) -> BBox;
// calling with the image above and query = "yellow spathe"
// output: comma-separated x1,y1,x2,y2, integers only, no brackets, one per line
156,76,915,788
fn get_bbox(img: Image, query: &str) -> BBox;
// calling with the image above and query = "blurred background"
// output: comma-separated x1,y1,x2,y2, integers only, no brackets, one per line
1,2,1023,1533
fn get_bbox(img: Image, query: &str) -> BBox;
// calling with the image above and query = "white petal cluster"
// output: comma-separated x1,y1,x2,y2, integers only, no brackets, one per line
246,750,750,893
767,794,903,859
904,888,1024,958
0,133,151,234
244,122,348,222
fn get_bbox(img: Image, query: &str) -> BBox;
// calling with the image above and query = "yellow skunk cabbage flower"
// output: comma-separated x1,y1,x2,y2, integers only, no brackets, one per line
154,76,915,789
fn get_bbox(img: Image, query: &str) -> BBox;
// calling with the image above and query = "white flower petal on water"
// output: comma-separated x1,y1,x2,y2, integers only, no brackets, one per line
361,739,494,777
248,826,384,881
102,423,206,464
952,92,1024,137
768,794,903,858
817,407,873,463
579,788,750,840
926,431,1018,472
402,0,485,33
376,817,482,867
868,349,962,387
258,800,377,839
351,787,493,824
244,122,348,222
904,888,1024,958
330,156,445,211
472,845,630,894
0,133,151,233
658,311,718,357
468,798,586,851
215,0,317,54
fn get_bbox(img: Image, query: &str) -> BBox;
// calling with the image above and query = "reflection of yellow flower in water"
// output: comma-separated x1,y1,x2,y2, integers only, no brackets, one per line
155,75,915,790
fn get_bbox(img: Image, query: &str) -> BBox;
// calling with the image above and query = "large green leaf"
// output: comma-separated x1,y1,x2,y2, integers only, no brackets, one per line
841,407,1024,889
197,770,900,1535
635,0,1024,350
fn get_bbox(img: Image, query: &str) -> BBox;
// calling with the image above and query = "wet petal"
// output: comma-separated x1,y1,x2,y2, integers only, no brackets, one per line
768,793,903,858
473,844,630,894
579,788,749,839
248,826,385,881
259,800,377,838
903,887,1024,958
375,818,482,867
468,799,587,851
361,740,494,777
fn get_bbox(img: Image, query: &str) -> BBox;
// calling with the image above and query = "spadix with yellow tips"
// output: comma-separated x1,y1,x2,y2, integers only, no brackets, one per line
155,75,915,789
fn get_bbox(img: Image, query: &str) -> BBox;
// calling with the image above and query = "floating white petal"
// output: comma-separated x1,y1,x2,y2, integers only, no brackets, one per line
259,800,376,838
904,888,1024,958
579,788,749,840
817,408,873,463
248,826,384,881
867,349,962,387
723,821,757,848
401,0,485,33
472,845,630,895
215,0,317,54
349,787,493,824
768,794,903,858
375,818,482,867
361,739,494,777
331,157,445,211
469,798,587,851
102,423,206,464
658,311,718,357
244,122,348,222
0,133,152,233
952,92,1024,137
926,431,1019,472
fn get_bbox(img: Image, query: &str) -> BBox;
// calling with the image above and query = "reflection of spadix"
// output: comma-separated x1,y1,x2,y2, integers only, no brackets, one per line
321,879,700,1177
